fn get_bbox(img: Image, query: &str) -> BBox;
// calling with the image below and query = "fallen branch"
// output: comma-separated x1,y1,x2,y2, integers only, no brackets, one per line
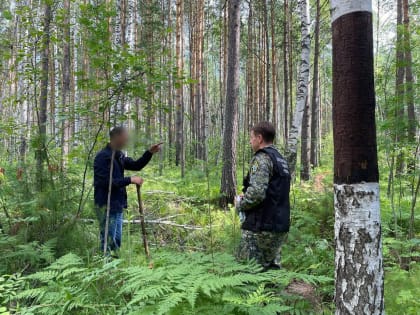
79,218,203,230
129,219,203,230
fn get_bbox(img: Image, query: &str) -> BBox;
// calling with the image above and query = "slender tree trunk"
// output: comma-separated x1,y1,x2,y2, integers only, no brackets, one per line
61,0,72,168
220,0,241,208
402,0,415,144
144,0,154,138
331,1,384,313
175,0,185,176
49,43,56,137
310,0,321,168
300,95,310,181
262,0,270,120
395,0,405,174
167,0,174,156
283,0,289,142
36,3,52,191
270,0,277,129
246,2,253,133
288,3,293,131
286,0,311,176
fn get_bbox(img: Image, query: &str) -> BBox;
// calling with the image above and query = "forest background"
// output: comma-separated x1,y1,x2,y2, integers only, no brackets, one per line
0,0,419,314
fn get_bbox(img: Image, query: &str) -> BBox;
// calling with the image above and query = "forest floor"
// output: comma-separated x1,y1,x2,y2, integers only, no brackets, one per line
0,157,419,314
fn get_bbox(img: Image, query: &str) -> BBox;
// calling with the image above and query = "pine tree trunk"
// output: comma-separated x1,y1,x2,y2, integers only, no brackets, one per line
300,95,310,181
263,0,270,121
49,43,56,137
403,0,415,144
220,0,241,208
286,0,311,176
246,3,253,132
167,0,174,155
144,0,154,138
283,0,289,142
175,0,185,176
36,3,52,191
310,0,320,168
331,1,384,313
61,0,72,168
270,0,277,130
395,0,405,174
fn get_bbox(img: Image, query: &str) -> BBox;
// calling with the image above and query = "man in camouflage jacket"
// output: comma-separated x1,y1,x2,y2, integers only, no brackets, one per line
236,122,291,270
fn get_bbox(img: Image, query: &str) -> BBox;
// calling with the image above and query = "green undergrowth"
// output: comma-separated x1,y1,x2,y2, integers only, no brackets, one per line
3,252,331,315
0,149,418,314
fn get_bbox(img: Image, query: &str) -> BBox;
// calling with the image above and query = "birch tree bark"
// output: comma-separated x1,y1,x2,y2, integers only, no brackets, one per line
331,0,384,313
286,0,310,175
220,0,241,207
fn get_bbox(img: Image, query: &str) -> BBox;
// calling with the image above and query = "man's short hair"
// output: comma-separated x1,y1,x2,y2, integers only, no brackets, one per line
251,121,276,143
109,126,127,139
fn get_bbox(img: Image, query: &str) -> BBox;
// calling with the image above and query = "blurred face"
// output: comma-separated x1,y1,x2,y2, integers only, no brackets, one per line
250,130,263,153
111,131,129,150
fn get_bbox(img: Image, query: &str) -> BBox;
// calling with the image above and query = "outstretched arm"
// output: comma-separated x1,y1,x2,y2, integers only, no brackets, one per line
124,151,153,171
124,143,162,171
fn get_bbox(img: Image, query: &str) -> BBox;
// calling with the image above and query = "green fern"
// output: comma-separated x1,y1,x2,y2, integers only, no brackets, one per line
13,251,330,315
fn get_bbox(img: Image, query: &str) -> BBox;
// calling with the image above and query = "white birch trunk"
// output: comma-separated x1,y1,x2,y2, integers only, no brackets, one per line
286,0,310,175
331,1,384,314
334,183,384,314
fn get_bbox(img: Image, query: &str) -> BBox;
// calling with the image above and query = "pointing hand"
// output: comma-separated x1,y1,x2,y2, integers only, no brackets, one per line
149,142,163,154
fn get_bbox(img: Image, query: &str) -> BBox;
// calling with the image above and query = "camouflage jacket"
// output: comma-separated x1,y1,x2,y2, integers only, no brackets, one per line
237,145,276,212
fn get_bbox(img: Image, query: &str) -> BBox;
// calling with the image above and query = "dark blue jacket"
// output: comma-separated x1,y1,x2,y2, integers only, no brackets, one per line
94,144,153,213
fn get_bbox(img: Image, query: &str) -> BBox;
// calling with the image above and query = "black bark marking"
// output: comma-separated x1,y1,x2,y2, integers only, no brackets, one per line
332,11,379,184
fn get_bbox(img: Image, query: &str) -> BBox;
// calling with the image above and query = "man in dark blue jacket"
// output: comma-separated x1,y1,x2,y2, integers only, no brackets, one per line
94,126,161,253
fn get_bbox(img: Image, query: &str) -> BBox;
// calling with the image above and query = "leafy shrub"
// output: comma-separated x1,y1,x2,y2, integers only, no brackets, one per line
384,264,420,315
0,235,56,274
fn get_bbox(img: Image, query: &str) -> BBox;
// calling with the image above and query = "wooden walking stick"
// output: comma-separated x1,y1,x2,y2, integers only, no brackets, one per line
103,150,116,255
136,184,150,259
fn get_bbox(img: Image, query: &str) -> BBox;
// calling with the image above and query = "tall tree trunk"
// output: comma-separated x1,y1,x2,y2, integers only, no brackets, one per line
220,0,241,208
270,0,277,129
61,0,72,168
283,0,289,142
403,0,415,144
144,0,154,138
286,0,311,176
331,1,384,313
167,0,174,156
287,2,293,132
175,0,185,176
310,0,321,168
49,43,56,137
263,0,270,120
36,3,52,191
395,0,405,173
300,95,310,181
246,3,253,131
